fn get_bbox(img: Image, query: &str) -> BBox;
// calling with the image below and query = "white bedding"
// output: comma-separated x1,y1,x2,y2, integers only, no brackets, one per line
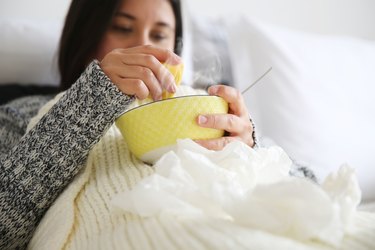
359,202,375,213
224,16,375,202
126,212,375,250
112,140,374,250
29,93,375,250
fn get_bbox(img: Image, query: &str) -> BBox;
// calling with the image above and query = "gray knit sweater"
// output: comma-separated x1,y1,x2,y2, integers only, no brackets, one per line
0,61,134,249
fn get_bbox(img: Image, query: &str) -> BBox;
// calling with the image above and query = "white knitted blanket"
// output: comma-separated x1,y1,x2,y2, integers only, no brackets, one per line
27,89,375,250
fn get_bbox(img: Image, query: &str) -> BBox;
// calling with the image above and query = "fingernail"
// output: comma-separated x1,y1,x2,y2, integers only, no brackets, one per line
153,93,162,101
198,115,208,124
208,85,218,95
167,83,176,93
173,54,182,64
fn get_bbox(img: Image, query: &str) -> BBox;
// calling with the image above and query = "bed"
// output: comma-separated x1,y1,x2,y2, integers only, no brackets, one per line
1,0,375,249
182,0,375,204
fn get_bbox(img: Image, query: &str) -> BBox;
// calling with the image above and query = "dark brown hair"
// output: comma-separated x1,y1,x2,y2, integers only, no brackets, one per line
58,0,183,90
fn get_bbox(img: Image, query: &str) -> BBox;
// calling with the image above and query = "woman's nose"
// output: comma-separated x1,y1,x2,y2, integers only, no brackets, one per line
134,33,150,46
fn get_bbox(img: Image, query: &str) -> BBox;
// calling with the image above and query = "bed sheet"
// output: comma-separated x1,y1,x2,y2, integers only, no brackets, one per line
359,202,375,213
28,90,375,250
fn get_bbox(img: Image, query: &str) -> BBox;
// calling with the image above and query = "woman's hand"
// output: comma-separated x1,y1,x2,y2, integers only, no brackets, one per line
195,85,255,150
100,45,182,100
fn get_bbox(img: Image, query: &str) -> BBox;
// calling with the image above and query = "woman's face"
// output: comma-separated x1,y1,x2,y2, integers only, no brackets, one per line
95,0,176,61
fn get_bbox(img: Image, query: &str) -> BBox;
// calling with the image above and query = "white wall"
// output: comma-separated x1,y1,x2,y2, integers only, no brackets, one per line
185,0,375,41
1,0,375,40
0,0,71,21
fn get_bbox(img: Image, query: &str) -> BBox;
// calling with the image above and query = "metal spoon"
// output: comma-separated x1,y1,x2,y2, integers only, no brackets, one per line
241,67,272,95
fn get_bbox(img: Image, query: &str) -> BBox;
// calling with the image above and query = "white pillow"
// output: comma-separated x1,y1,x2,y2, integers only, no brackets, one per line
0,17,193,87
226,16,375,202
0,18,62,86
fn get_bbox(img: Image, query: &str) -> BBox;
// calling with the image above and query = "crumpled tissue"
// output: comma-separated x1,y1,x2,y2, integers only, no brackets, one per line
111,139,361,246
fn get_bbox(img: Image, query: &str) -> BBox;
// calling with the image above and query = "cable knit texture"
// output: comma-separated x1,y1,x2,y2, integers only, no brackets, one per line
28,88,375,250
0,60,134,250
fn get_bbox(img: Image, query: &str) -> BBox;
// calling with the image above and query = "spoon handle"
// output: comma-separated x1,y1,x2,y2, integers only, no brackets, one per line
241,67,273,95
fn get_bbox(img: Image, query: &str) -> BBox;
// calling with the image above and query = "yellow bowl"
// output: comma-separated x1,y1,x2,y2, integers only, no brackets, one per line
116,95,228,164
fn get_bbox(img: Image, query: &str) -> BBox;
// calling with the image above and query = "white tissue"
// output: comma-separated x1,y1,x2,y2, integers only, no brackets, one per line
111,139,361,246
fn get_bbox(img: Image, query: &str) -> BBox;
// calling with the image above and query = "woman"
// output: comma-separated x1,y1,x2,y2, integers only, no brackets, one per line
0,0,255,249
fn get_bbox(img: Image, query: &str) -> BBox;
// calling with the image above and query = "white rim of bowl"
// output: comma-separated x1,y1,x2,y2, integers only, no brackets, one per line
118,94,223,116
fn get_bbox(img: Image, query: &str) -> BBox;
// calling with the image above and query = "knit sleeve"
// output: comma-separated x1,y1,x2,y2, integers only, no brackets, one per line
0,95,53,156
0,60,135,249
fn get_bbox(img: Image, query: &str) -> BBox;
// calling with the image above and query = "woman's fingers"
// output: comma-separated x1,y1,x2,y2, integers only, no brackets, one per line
120,45,181,65
197,84,255,150
100,45,182,100
196,113,254,149
195,132,254,151
197,113,245,134
117,46,181,94
109,64,163,100
107,74,149,99
195,136,238,151
207,85,248,117
127,56,176,96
